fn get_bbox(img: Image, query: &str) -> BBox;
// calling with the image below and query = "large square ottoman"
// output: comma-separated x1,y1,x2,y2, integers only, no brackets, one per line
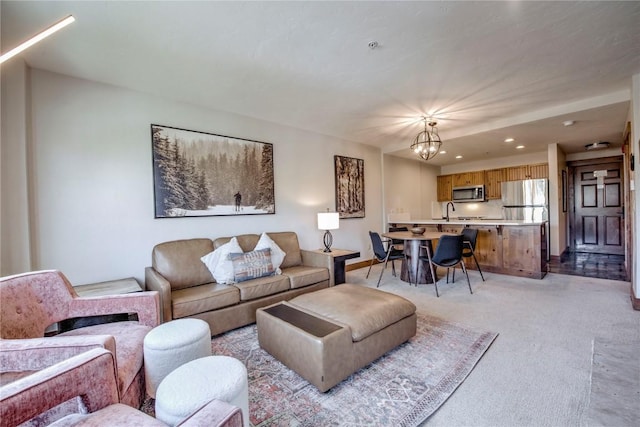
256,284,417,392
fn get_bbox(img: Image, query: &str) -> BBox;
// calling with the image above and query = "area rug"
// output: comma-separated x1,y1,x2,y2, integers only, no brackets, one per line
143,314,497,426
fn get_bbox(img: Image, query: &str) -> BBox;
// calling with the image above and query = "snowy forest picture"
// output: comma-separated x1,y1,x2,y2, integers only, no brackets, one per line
334,155,365,218
151,124,275,218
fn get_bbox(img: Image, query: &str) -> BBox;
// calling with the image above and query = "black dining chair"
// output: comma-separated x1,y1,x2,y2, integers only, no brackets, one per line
367,231,406,287
415,234,473,296
388,226,408,251
461,228,485,281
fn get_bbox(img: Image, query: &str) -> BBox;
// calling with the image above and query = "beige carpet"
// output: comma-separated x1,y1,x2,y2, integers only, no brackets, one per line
346,265,639,426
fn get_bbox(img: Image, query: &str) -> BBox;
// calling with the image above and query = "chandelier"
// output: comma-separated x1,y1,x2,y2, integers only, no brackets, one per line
410,117,442,161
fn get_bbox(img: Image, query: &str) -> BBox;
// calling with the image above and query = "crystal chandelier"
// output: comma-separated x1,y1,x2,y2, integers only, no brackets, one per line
410,117,442,161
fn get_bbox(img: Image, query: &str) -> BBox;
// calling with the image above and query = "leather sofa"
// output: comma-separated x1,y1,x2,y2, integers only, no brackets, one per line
145,232,333,335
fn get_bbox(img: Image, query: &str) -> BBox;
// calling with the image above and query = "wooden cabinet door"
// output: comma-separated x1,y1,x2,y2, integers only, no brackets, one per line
504,165,528,181
472,226,502,269
437,175,452,201
484,169,505,200
452,171,484,187
502,226,542,272
528,163,549,179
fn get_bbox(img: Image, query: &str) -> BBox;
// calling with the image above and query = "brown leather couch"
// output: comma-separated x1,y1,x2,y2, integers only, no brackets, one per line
145,232,333,335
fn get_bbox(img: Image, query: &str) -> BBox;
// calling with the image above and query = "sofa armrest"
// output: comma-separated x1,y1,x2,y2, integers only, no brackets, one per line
0,336,117,372
68,291,160,328
300,249,335,286
178,399,244,427
145,267,173,323
0,348,119,426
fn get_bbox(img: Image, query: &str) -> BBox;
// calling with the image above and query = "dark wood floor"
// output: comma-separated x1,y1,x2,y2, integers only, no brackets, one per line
548,251,627,281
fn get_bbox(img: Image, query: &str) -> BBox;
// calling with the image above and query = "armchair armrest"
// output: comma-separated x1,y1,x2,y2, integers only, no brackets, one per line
0,348,119,426
145,266,173,323
0,335,116,372
68,291,160,328
178,399,243,427
300,249,335,286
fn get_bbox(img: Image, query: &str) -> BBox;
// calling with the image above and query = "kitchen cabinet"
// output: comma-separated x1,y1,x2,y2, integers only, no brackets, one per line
472,225,502,270
502,225,547,276
484,168,505,200
504,163,548,181
452,171,484,187
437,175,452,202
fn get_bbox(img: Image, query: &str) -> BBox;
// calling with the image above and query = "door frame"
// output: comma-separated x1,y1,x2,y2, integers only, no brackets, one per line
567,155,629,275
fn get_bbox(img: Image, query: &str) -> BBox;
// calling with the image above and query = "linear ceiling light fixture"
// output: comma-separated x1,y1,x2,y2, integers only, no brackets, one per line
410,117,442,161
0,15,75,64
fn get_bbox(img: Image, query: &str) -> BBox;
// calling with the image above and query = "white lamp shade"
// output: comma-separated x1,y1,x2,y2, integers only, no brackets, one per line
317,212,339,230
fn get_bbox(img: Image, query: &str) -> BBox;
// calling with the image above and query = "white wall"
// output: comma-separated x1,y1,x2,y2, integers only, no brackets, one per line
632,72,640,299
548,143,567,257
383,154,439,221
2,68,382,285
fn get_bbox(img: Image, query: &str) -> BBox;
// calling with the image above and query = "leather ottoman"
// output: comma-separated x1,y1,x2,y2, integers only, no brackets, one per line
256,284,417,392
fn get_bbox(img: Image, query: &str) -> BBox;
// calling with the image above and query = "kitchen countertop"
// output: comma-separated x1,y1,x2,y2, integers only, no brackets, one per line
391,219,548,226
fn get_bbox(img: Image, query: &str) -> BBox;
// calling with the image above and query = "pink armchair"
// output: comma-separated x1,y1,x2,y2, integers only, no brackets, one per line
0,348,243,427
0,270,160,411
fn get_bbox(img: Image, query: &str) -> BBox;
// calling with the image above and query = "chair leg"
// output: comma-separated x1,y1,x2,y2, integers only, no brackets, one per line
377,255,391,287
472,253,485,281
391,260,396,277
461,261,473,294
366,258,375,278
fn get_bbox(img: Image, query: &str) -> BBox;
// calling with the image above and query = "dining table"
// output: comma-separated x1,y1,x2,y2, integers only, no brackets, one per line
381,230,455,285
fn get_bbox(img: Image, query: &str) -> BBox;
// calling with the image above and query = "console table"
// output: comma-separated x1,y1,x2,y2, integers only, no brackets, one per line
313,249,360,285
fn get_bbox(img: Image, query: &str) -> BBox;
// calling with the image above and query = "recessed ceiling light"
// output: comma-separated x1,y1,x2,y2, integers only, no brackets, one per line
563,120,575,127
516,145,525,149
455,155,463,159
504,138,515,143
439,150,447,154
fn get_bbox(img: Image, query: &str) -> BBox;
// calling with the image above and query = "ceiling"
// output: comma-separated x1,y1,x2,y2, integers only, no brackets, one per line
2,1,640,167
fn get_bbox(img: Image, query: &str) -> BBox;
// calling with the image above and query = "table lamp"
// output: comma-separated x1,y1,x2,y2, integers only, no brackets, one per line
317,211,339,252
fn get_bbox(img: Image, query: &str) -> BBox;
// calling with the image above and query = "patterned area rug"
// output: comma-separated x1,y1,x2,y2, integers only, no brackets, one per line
144,314,497,426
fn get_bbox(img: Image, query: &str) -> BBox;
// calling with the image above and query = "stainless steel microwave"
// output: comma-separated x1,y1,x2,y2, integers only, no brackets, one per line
452,185,485,202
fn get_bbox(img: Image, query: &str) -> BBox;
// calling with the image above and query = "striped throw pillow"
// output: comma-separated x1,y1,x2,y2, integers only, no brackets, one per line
229,248,274,282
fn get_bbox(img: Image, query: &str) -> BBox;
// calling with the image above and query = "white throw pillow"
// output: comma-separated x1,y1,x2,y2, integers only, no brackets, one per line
200,237,243,284
255,232,286,274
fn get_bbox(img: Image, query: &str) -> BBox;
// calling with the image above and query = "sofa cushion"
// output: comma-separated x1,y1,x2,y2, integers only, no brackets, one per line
266,232,302,268
255,232,286,274
201,237,243,284
229,248,274,282
281,265,330,289
152,239,214,291
171,283,240,318
59,322,150,397
213,234,259,252
233,274,290,301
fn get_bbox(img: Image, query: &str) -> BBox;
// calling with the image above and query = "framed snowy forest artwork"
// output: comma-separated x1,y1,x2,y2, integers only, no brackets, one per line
151,124,275,218
334,155,365,218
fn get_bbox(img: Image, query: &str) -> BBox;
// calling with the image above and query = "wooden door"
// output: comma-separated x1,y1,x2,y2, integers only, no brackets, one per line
573,161,624,255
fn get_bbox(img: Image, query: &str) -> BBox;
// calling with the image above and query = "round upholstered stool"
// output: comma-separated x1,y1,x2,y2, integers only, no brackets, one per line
143,318,211,398
155,355,249,427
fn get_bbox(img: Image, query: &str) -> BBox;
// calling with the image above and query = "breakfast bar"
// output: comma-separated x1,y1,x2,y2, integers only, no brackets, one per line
389,219,548,279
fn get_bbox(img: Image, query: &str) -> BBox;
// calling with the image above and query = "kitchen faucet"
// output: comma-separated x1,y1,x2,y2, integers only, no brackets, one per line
446,202,455,222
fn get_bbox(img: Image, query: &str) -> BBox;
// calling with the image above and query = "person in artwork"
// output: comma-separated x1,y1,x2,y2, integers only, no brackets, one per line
234,191,242,212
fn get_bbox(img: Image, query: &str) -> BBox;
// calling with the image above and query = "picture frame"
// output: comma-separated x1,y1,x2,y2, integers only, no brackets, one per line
151,124,275,218
334,155,365,218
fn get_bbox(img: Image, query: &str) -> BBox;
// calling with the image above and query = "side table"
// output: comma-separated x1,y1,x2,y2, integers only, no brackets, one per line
313,249,360,285
59,277,143,332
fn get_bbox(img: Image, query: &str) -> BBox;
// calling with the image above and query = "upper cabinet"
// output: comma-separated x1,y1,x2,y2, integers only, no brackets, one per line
437,175,452,202
504,163,548,181
437,163,548,202
484,168,505,200
452,171,484,187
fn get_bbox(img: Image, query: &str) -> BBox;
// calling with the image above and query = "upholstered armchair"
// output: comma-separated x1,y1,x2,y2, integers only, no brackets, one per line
0,348,243,427
0,270,160,411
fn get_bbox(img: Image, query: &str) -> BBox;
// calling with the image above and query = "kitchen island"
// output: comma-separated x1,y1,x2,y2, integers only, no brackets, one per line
390,219,548,279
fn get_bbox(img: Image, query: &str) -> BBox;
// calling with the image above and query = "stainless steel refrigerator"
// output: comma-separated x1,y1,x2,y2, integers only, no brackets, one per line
501,178,549,221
